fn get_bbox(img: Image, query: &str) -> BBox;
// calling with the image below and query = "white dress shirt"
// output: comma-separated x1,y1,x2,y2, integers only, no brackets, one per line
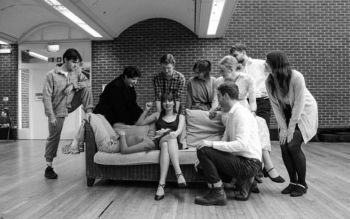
212,102,262,161
243,58,269,99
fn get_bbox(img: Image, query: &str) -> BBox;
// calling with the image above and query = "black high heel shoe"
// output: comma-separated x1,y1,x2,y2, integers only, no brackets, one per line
263,167,285,183
154,184,165,201
176,173,187,188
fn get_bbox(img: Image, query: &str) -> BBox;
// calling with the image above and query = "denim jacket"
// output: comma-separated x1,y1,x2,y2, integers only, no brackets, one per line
42,66,90,122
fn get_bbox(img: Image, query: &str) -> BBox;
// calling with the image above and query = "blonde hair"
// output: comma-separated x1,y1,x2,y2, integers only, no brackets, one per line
219,55,243,71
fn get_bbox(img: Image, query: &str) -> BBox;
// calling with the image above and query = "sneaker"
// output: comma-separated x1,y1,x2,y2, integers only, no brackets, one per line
45,166,58,179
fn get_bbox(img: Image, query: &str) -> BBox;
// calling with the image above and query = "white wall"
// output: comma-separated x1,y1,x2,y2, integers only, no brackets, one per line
18,42,91,139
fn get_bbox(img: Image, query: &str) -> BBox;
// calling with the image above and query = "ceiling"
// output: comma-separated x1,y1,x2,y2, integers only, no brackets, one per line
0,0,238,44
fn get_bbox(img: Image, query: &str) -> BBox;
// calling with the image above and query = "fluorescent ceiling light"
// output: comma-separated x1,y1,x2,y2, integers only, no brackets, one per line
47,44,60,52
0,40,9,45
28,51,49,62
43,0,103,38
0,49,11,54
207,0,226,35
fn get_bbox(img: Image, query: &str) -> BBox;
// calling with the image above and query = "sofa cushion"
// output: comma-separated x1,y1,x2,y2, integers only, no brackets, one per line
185,109,225,148
94,147,197,165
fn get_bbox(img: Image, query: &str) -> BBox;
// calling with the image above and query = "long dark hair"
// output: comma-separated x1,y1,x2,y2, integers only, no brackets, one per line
160,93,178,117
266,51,292,97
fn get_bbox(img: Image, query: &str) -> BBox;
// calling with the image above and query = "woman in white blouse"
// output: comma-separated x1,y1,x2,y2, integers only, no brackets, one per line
265,51,318,197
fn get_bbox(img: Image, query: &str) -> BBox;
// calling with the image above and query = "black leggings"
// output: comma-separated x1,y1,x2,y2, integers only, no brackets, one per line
281,105,307,186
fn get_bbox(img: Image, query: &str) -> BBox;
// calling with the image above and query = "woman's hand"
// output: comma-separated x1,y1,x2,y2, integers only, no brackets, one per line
287,128,295,143
169,131,177,138
279,129,288,145
197,140,213,150
209,110,217,119
116,130,126,136
145,102,153,111
155,128,170,136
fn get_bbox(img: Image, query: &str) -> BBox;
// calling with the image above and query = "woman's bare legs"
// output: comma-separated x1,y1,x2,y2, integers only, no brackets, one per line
262,150,285,183
167,138,186,185
119,135,155,154
156,140,170,197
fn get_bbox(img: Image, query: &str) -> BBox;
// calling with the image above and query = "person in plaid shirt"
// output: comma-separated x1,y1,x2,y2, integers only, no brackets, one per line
153,54,185,113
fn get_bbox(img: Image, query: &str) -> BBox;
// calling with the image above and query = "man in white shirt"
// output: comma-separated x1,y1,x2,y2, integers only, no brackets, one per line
229,43,271,126
194,82,262,206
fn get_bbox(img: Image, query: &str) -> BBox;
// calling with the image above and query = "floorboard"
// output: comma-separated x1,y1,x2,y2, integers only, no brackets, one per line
0,140,349,219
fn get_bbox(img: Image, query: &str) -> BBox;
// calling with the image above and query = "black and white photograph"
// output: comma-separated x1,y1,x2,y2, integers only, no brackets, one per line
0,0,349,218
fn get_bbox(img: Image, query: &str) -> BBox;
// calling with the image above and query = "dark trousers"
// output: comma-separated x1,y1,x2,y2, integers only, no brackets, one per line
197,147,261,184
256,98,271,128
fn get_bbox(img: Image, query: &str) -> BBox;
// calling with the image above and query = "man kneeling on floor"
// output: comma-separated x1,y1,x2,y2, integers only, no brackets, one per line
195,82,262,205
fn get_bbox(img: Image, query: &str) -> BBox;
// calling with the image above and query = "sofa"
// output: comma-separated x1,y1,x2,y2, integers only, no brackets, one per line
84,109,224,187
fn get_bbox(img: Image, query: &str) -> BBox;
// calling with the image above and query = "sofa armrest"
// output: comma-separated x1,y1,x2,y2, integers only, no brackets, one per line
84,120,97,184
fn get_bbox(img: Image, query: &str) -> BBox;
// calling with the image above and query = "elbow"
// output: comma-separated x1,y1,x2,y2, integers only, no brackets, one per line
119,149,129,154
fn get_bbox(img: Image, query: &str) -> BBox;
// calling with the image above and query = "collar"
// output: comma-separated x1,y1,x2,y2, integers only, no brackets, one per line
55,66,69,77
160,71,177,80
245,57,253,66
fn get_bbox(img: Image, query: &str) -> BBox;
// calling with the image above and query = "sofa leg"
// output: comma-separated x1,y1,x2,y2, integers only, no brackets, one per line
87,177,95,187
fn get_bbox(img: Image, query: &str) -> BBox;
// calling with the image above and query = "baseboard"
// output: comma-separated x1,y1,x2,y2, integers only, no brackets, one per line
269,127,350,142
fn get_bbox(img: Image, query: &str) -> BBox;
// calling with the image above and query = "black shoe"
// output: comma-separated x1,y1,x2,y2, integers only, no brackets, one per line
195,186,227,206
263,167,285,183
255,176,263,184
251,180,260,194
290,184,308,197
45,166,58,179
281,183,297,194
234,177,254,201
176,173,187,188
154,184,165,201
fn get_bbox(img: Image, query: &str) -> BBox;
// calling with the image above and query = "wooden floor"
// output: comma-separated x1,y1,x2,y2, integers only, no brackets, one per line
0,140,349,219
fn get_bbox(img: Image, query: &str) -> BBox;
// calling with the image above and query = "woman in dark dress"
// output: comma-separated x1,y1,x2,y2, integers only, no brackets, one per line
136,93,186,201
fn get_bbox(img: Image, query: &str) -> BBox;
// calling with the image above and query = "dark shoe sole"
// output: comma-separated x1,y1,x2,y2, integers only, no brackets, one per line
194,199,227,206
154,195,164,201
178,183,187,188
45,174,57,179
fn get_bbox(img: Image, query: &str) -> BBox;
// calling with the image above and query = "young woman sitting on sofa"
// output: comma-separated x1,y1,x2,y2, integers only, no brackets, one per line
135,92,186,201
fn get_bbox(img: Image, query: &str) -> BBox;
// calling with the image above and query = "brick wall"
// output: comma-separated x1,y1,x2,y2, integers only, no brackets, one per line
21,69,30,128
0,44,18,127
92,0,350,128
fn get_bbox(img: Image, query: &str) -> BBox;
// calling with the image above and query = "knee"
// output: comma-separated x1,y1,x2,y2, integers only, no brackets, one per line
287,141,301,153
160,141,168,150
197,147,211,160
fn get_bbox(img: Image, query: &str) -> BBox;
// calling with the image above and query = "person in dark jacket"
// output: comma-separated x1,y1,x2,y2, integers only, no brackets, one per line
93,66,143,126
